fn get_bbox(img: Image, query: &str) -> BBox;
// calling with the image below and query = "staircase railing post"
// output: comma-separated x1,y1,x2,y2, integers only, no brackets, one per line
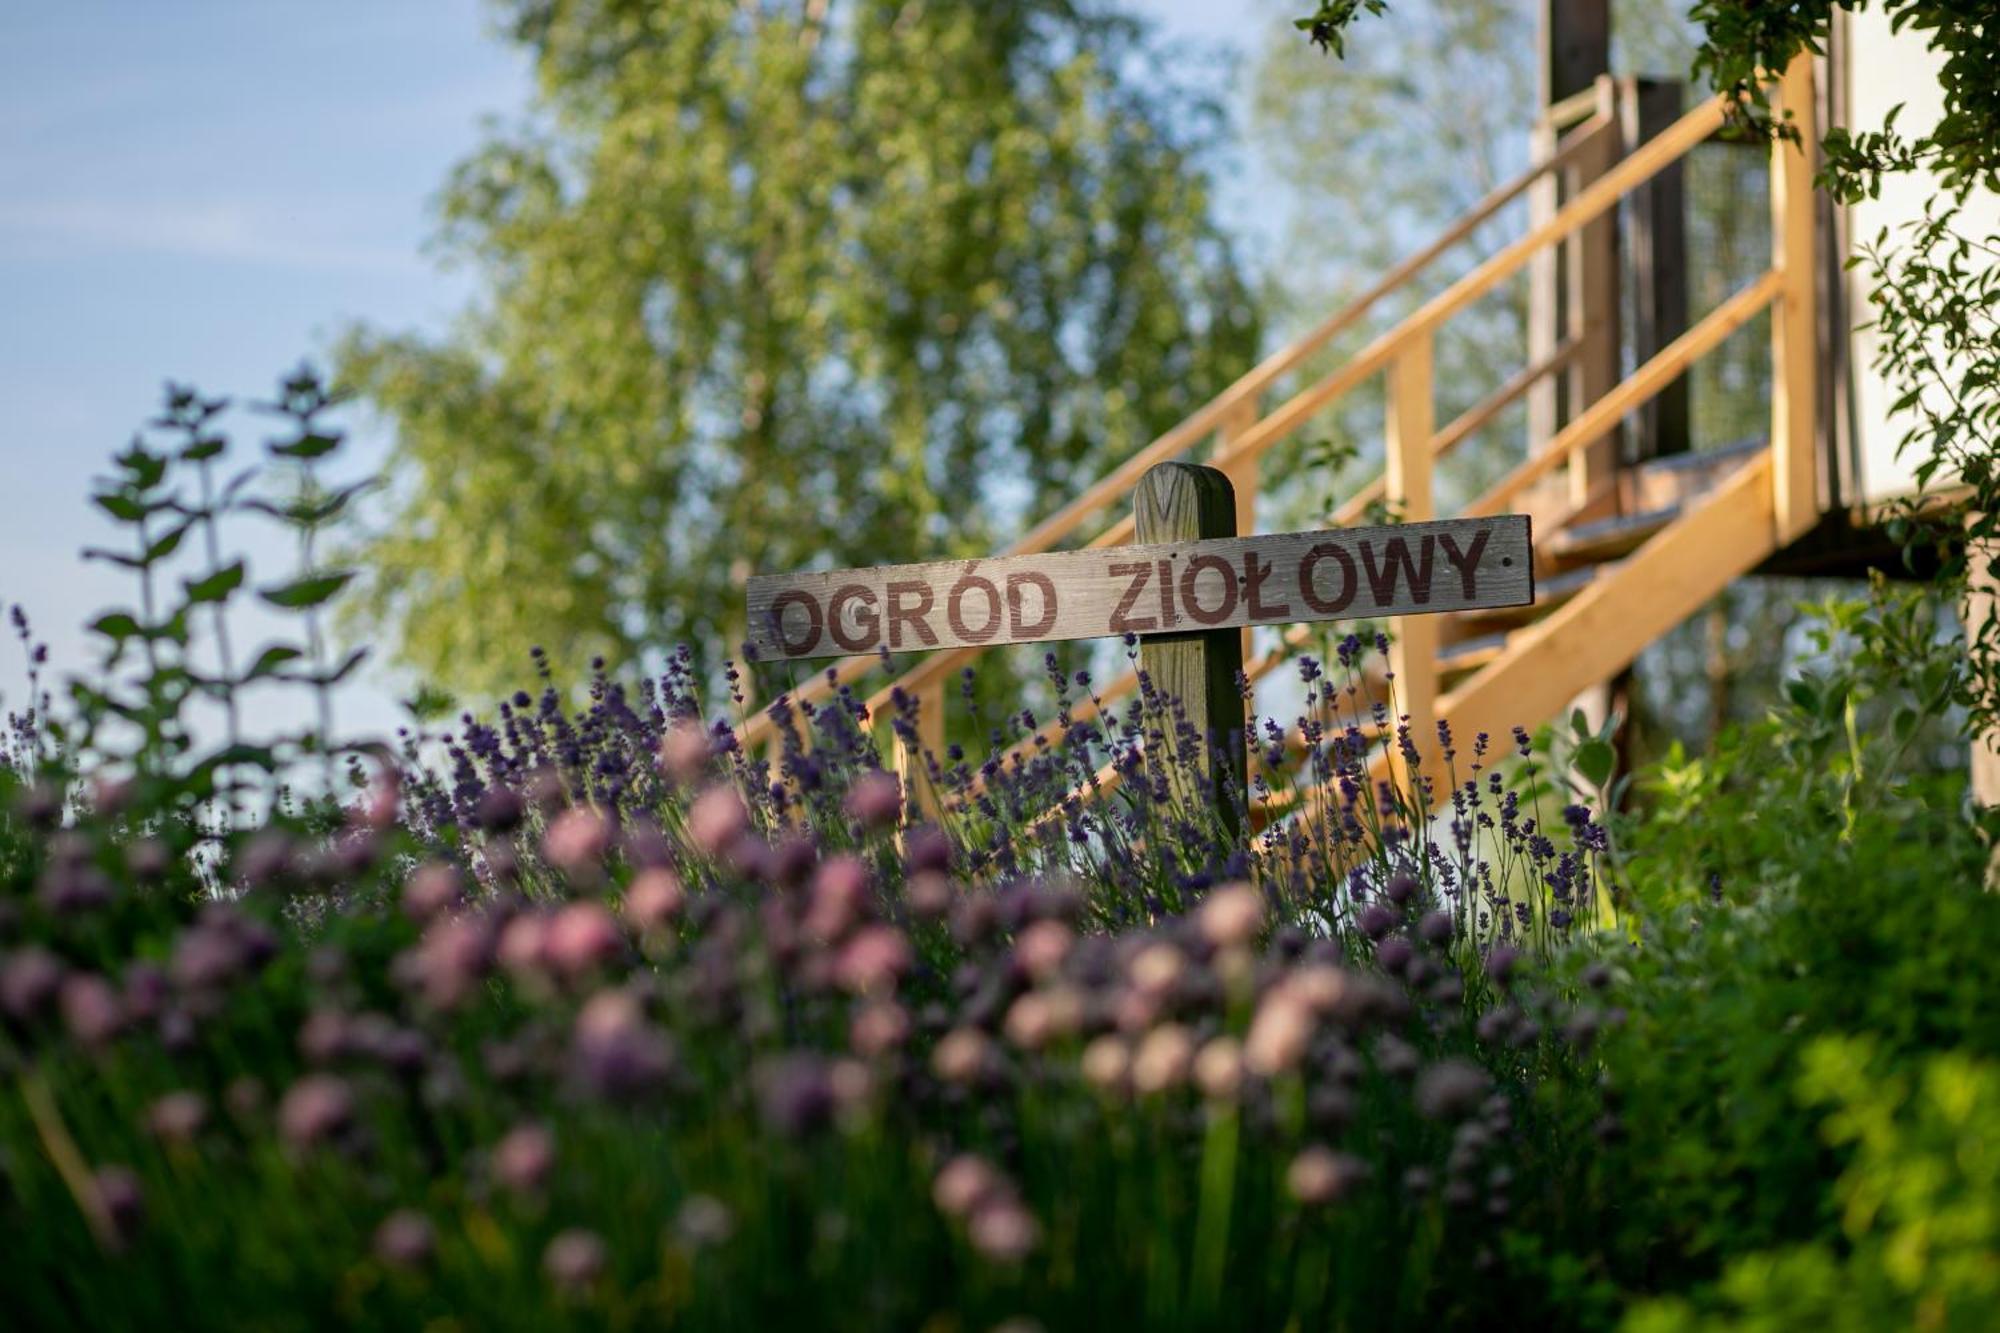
1567,74,1625,510
1386,330,1439,790
893,679,946,821
1769,51,1819,544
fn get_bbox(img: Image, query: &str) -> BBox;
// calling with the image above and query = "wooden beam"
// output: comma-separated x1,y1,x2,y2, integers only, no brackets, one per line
1770,52,1820,544
1386,331,1438,786
1626,77,1691,461
1541,0,1609,107
1466,268,1780,518
1527,116,1561,454
1135,463,1246,832
1567,76,1623,507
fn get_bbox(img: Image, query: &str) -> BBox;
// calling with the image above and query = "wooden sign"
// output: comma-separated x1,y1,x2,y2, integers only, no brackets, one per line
745,514,1533,662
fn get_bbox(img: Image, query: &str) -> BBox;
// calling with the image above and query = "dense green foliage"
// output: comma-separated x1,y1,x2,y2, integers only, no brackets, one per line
339,0,1260,697
1566,585,2000,1322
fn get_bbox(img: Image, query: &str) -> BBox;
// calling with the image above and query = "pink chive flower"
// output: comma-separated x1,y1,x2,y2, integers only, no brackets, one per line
542,807,612,878
686,786,749,857
492,1121,556,1194
401,864,463,922
373,1210,435,1269
543,1229,607,1290
658,720,713,785
546,902,622,978
59,972,125,1046
804,855,870,941
835,925,911,996
843,770,903,829
622,867,685,933
278,1074,355,1150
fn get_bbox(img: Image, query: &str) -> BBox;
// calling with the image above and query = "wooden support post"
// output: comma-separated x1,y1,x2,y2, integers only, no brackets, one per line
1386,331,1438,788
1539,0,1608,109
1531,2,1619,509
1770,51,1820,545
1568,74,1623,508
1528,117,1562,453
1626,77,1690,461
1215,399,1260,663
894,680,946,819
1134,462,1246,832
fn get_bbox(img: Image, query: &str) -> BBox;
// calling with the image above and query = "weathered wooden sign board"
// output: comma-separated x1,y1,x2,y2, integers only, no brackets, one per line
745,514,1533,662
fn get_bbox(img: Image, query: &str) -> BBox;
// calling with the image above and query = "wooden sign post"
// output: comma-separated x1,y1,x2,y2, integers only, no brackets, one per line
1134,463,1246,832
747,470,1534,823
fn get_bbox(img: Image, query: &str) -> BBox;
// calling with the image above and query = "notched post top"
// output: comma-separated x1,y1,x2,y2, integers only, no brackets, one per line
1133,462,1246,833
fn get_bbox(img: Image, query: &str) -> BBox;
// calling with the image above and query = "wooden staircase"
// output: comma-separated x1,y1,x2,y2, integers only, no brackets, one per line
735,55,1828,828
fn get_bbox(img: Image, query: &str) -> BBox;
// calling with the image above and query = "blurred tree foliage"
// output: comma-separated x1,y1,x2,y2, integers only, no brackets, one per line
339,0,1260,698
1249,0,1534,524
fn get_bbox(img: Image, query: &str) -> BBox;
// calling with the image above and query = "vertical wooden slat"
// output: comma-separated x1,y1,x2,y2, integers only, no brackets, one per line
1567,74,1624,508
1527,117,1562,454
1215,399,1260,663
1539,0,1609,109
1625,76,1691,462
895,680,946,819
1386,331,1438,789
1770,51,1820,544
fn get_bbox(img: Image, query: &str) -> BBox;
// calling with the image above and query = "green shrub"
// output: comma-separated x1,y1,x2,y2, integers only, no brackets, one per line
1624,1037,2000,1332
1525,583,2000,1313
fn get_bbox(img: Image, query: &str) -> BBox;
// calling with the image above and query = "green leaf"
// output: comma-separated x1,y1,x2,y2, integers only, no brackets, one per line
243,644,303,681
243,480,371,526
259,571,354,610
300,646,370,688
113,443,168,488
1574,738,1615,791
90,612,142,641
269,432,342,460
184,561,246,605
93,493,147,523
181,435,226,462
403,684,458,722
144,521,189,563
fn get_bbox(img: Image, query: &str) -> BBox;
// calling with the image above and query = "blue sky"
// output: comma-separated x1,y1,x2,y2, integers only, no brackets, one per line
0,1,1274,743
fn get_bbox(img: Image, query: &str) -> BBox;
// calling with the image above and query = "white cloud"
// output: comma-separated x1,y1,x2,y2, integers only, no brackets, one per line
0,197,424,275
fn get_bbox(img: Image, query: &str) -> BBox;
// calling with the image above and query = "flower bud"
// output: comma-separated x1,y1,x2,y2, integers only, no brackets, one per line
1198,883,1264,949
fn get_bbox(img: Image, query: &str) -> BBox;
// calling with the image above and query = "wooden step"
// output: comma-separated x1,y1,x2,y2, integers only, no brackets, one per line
1546,505,1681,564
1450,563,1598,634
1618,435,1767,515
1438,631,1508,680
